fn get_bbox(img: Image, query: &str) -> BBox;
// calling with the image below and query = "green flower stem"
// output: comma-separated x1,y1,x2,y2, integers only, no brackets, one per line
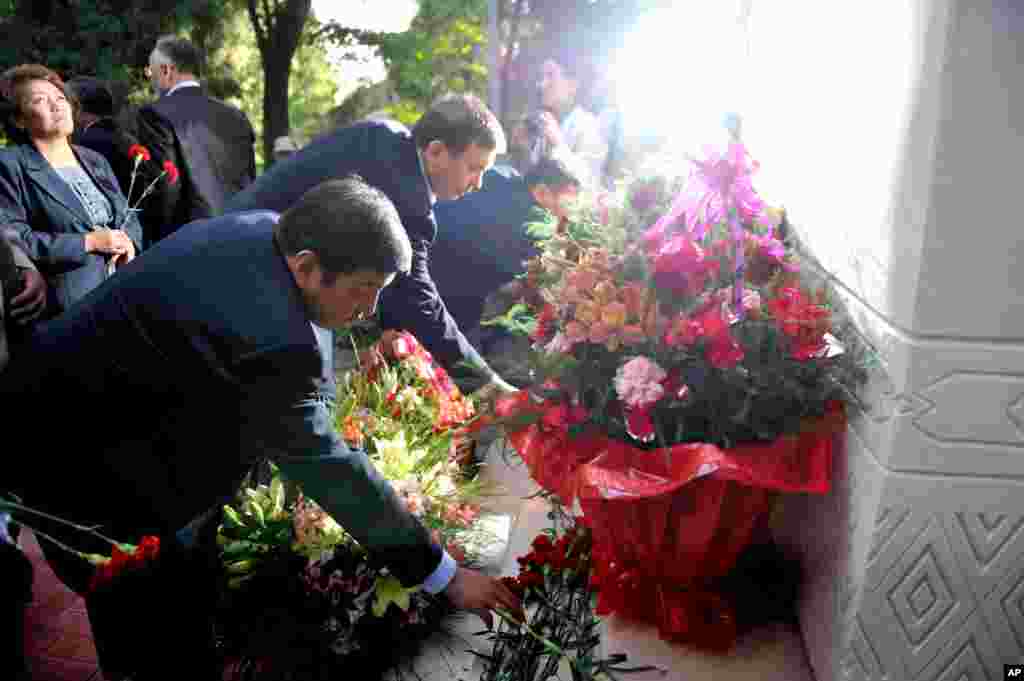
22,524,95,564
494,607,577,671
1,498,121,547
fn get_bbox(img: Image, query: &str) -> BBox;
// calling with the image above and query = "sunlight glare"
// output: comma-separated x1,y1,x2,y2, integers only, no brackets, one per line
611,2,748,165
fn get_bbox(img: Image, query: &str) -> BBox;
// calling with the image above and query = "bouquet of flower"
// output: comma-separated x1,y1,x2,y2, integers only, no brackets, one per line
475,143,869,649
480,508,661,681
339,327,478,468
486,144,865,450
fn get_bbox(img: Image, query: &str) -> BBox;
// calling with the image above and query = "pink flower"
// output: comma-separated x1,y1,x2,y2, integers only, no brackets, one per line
588,321,614,344
392,333,414,359
565,321,588,344
651,234,717,297
614,356,667,409
650,144,767,242
545,331,573,354
566,268,599,292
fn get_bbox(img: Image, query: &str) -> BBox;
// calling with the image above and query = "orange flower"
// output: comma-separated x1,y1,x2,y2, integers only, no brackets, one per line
575,301,599,325
621,283,647,319
601,301,627,329
593,281,618,305
341,415,364,446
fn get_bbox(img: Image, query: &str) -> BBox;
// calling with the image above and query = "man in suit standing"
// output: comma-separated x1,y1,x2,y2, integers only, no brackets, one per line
2,178,521,677
137,35,256,246
226,94,516,395
66,78,122,176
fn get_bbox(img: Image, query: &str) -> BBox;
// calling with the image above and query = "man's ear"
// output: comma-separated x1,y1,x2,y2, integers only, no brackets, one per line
423,140,450,166
290,250,322,286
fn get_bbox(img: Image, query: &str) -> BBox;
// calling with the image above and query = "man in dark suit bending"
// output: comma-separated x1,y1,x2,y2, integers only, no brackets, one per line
225,94,516,395
1,178,521,677
136,35,256,246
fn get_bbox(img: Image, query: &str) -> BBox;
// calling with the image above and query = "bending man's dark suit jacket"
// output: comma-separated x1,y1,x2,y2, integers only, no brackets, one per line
225,120,487,375
0,143,143,314
136,85,256,244
431,166,541,334
0,212,441,587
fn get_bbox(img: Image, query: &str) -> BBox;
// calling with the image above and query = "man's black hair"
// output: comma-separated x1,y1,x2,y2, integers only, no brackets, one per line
275,176,412,281
412,93,506,155
66,77,115,118
525,154,583,191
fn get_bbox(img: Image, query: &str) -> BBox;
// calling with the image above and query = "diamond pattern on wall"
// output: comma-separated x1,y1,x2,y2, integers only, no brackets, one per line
980,562,1024,663
944,512,1024,602
866,506,930,591
861,518,977,680
889,548,956,646
917,612,1003,681
838,616,885,681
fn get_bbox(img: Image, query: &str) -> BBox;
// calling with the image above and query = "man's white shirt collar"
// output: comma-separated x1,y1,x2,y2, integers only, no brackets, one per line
416,150,437,206
165,80,201,97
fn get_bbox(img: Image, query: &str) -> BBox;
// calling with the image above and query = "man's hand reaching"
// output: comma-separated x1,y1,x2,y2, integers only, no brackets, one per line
471,373,518,403
444,566,524,629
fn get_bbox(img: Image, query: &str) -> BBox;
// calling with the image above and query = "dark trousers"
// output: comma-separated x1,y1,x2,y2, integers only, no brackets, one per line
0,536,33,680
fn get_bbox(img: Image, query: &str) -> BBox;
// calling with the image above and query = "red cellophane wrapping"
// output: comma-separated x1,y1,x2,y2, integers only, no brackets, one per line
505,402,845,651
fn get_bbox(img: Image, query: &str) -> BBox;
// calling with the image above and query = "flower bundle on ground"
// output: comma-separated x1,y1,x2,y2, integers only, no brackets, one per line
479,507,660,681
214,332,490,680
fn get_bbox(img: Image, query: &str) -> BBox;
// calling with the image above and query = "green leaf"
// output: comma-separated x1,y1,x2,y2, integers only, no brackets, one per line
372,575,419,617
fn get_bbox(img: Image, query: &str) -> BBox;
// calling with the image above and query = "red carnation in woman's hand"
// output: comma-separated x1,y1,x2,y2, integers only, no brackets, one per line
163,160,180,185
128,144,151,162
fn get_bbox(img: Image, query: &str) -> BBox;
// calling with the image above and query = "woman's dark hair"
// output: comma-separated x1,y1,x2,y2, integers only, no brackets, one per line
412,93,506,155
66,77,115,118
525,154,583,191
0,64,76,145
275,176,412,282
153,35,203,77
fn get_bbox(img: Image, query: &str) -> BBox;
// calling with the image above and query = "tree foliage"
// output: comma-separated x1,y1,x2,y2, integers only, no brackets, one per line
245,0,312,164
0,0,234,100
209,8,339,168
322,0,489,126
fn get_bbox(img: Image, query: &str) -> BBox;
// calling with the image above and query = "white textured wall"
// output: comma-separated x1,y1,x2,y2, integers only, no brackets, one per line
741,2,1024,679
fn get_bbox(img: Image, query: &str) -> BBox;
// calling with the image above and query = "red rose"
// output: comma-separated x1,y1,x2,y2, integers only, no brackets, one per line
128,144,151,162
162,160,180,185
531,534,554,552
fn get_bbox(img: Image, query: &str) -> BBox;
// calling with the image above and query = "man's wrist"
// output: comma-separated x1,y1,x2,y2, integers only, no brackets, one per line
421,550,457,594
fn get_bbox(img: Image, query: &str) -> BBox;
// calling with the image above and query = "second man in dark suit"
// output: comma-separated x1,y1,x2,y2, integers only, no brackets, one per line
226,94,516,395
137,35,256,245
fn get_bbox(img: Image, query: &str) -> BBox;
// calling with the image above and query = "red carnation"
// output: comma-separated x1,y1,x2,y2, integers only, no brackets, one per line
163,160,180,185
531,534,553,553
128,144,151,162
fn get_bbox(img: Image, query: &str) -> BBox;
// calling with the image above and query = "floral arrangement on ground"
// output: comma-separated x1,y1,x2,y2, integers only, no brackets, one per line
476,142,872,650
214,330,489,680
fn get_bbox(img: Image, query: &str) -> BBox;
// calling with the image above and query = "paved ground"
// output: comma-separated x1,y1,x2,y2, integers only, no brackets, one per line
21,529,104,681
